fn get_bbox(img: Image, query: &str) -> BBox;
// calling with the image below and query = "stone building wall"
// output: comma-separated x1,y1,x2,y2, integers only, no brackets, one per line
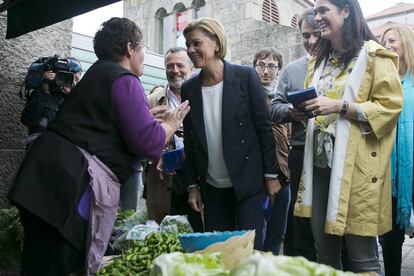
124,0,200,54
124,0,308,65
366,11,414,29
0,13,72,208
227,19,306,66
208,0,307,64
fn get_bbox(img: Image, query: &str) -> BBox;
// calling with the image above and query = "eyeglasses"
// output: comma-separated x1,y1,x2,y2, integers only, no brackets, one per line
133,41,148,53
255,62,278,71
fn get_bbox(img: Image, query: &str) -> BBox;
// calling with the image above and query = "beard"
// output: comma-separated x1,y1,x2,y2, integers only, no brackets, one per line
168,78,184,89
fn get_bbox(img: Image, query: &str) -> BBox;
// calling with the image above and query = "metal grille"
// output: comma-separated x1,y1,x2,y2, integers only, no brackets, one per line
291,14,299,27
262,0,280,24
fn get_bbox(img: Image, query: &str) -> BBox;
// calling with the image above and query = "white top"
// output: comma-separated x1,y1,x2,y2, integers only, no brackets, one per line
201,81,232,188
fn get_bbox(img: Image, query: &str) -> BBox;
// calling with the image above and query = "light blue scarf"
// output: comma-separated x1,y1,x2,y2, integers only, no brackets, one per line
391,72,414,228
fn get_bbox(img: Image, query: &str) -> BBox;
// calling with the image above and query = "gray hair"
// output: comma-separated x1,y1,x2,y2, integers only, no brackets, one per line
298,8,317,31
164,47,193,66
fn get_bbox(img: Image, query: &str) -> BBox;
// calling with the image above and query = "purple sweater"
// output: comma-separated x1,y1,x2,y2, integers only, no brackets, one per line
111,75,165,162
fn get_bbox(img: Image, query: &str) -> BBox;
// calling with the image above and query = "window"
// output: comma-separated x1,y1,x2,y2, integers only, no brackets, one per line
291,14,299,27
173,3,187,49
262,0,280,24
173,2,186,13
155,8,167,54
191,0,206,18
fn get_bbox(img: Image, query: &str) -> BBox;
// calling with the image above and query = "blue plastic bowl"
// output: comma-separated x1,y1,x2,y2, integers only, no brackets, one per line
178,230,248,252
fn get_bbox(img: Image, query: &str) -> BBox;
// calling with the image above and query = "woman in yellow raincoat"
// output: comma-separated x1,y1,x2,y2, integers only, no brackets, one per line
294,0,403,274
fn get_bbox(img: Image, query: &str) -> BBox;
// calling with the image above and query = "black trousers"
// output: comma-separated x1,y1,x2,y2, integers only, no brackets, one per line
170,190,204,233
203,184,265,250
170,169,204,233
379,197,406,276
19,208,84,276
284,146,317,261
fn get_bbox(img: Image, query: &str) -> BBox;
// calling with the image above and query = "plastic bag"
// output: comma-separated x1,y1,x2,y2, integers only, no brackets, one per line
126,220,160,240
113,220,159,250
115,209,148,232
160,215,193,233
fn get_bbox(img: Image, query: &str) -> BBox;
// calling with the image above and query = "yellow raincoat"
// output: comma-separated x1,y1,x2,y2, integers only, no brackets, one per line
294,40,403,236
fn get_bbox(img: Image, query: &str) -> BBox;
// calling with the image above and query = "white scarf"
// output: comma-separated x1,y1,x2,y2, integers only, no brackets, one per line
300,44,368,224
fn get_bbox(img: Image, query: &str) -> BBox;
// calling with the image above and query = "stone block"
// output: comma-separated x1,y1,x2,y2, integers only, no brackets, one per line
0,149,25,208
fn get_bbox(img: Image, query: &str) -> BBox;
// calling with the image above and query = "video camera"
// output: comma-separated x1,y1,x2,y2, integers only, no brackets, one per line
25,55,82,90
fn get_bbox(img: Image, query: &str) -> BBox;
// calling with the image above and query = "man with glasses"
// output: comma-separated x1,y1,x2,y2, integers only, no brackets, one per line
145,47,203,232
253,48,291,255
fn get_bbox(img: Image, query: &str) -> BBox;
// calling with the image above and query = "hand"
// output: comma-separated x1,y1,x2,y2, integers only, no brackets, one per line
265,178,281,206
288,105,307,121
43,71,56,81
161,100,190,131
155,159,175,180
62,78,78,94
188,187,203,213
151,106,168,122
302,96,341,116
63,85,72,94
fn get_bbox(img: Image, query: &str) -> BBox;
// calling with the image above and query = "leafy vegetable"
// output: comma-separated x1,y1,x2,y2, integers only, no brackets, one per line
113,220,160,251
0,207,24,270
230,254,365,276
150,252,229,276
160,215,193,234
113,209,136,229
98,232,183,276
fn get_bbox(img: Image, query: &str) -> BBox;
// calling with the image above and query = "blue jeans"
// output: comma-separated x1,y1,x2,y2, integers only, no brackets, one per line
120,171,142,212
263,183,291,255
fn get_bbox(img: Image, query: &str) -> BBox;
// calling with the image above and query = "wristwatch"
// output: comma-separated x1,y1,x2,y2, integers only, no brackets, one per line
187,184,199,192
264,173,279,180
340,100,349,116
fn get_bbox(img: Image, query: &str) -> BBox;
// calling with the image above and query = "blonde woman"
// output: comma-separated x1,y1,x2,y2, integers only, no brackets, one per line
181,18,281,249
380,25,414,276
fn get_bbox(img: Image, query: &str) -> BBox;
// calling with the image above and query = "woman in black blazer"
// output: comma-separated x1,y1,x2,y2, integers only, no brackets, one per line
181,17,281,249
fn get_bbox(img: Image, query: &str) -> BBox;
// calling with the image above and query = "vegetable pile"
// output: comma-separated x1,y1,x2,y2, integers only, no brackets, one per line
150,252,229,276
159,215,193,234
230,254,364,276
0,207,24,269
113,209,135,229
149,252,367,276
98,231,183,276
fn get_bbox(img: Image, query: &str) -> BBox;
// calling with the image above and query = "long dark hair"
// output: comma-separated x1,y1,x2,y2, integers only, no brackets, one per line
314,0,377,67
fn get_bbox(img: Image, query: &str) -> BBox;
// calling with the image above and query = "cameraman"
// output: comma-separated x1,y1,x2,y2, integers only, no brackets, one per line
20,56,82,139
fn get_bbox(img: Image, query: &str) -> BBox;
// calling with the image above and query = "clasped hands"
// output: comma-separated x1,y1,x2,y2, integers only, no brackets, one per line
299,96,342,116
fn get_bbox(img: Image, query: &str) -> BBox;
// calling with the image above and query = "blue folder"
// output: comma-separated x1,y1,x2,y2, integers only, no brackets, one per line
287,86,318,117
262,196,272,221
162,147,185,173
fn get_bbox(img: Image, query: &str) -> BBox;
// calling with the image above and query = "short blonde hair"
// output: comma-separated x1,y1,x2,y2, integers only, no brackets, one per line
183,17,227,59
381,25,414,79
